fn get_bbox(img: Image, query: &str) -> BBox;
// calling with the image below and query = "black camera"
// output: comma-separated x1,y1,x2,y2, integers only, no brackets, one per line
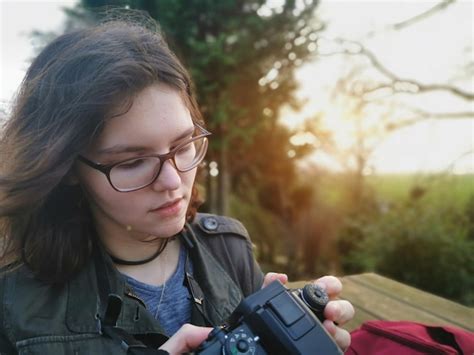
194,280,343,355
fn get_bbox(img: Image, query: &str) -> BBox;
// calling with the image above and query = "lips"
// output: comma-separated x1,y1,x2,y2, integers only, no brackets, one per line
150,197,183,218
152,198,183,211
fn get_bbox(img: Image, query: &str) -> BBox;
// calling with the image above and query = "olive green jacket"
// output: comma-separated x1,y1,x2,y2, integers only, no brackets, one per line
0,214,264,354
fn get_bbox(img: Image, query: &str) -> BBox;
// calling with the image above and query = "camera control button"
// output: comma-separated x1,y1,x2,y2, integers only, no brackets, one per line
236,339,250,352
269,292,305,326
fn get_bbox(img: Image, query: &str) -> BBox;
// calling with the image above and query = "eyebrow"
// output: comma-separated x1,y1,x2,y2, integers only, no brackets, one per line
97,126,195,155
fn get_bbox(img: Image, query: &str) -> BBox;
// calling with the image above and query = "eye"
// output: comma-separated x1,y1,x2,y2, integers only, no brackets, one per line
178,141,194,152
115,158,146,170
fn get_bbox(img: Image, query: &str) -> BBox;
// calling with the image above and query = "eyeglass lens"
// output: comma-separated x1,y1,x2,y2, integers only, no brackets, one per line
109,137,208,191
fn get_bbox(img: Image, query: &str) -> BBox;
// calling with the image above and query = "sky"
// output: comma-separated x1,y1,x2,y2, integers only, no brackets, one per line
1,0,473,174
0,0,77,103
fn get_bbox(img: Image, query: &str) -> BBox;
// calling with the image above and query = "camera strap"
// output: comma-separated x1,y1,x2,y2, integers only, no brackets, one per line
181,225,213,327
100,295,168,354
93,248,169,354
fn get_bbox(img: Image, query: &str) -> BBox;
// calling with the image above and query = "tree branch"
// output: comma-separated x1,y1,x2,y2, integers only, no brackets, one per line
318,37,474,100
359,44,473,99
362,81,474,100
443,148,473,174
386,109,474,130
390,0,456,30
364,0,457,38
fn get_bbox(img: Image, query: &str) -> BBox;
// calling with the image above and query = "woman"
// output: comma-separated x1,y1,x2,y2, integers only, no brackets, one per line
0,19,353,354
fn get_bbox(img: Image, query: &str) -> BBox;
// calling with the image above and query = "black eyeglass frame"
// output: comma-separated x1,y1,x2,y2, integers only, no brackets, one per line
77,124,211,192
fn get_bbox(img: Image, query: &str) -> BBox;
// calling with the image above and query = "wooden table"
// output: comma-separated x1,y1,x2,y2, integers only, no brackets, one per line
289,273,473,332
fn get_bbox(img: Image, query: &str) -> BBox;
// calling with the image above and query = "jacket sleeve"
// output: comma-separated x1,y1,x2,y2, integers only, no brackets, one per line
220,232,265,297
0,273,17,355
0,333,16,355
243,234,265,294
192,214,264,297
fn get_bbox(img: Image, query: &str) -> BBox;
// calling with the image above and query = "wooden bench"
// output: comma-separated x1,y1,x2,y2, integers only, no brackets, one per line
289,272,473,332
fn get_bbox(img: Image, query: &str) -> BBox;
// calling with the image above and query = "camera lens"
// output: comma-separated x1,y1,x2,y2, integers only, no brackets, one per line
301,284,329,313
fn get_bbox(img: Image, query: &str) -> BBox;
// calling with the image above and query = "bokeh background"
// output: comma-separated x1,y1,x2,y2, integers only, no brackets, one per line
1,0,473,305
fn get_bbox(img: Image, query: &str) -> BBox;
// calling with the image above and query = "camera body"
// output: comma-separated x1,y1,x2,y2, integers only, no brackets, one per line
195,280,343,355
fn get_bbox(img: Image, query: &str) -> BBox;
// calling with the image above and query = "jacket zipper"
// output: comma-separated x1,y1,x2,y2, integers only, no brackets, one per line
125,288,147,309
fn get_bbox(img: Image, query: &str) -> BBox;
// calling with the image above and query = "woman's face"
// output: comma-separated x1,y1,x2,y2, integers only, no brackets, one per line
76,84,197,241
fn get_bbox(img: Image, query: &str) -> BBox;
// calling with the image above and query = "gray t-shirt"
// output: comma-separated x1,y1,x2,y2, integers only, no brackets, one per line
124,245,193,336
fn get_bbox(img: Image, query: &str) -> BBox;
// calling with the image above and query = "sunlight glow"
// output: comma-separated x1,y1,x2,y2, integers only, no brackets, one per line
290,132,319,147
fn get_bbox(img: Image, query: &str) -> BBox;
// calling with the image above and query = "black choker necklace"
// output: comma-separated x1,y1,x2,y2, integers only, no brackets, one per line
109,238,169,266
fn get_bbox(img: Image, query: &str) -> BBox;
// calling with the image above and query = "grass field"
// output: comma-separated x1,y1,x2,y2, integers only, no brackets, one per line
314,172,474,211
366,173,474,209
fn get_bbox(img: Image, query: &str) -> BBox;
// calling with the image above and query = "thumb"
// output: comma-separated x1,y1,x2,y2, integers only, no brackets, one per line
261,272,288,289
159,324,212,354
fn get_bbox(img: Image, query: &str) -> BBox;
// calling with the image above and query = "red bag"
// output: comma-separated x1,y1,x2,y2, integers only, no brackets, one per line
346,321,474,355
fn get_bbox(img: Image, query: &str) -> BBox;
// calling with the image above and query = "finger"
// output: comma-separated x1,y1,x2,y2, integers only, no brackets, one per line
159,324,212,354
324,300,355,326
261,272,288,288
314,276,342,298
323,319,351,351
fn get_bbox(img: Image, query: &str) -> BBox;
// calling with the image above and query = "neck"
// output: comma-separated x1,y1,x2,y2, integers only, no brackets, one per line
108,237,170,266
94,217,174,264
115,237,182,286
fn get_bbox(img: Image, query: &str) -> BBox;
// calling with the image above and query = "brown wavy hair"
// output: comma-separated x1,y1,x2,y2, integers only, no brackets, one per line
0,19,204,283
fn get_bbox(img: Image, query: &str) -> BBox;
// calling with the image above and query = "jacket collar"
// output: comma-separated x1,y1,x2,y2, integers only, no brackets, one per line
182,225,243,325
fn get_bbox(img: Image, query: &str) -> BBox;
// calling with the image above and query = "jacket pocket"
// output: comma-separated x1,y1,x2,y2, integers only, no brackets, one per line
16,333,125,355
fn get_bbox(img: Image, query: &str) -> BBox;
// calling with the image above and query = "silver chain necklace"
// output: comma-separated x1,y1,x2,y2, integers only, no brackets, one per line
154,248,168,319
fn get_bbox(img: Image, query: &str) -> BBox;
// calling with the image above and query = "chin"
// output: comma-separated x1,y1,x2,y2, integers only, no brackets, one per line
154,217,186,238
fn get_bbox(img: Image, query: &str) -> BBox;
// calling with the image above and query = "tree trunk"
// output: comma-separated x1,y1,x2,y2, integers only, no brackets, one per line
207,169,218,214
217,143,230,216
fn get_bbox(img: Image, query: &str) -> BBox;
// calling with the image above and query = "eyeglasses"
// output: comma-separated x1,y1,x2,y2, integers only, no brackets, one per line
77,124,211,192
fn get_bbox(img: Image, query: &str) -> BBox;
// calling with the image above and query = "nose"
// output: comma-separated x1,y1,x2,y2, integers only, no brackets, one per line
151,159,181,192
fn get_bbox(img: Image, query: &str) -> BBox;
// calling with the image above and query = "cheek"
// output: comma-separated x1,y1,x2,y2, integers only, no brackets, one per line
78,169,138,214
182,169,197,195
84,180,147,229
90,186,127,210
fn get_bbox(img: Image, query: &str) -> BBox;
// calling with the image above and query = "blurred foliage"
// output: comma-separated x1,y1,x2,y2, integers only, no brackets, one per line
337,175,474,306
232,168,474,306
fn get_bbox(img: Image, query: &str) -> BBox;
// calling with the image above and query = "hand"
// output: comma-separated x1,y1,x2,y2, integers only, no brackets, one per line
261,272,288,288
314,275,354,351
261,273,354,351
158,324,212,355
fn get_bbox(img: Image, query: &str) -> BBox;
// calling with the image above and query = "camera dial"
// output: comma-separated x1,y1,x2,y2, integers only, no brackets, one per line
301,284,329,313
225,329,258,354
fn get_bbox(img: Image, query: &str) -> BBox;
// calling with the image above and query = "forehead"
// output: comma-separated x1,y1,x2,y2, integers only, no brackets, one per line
91,84,193,151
